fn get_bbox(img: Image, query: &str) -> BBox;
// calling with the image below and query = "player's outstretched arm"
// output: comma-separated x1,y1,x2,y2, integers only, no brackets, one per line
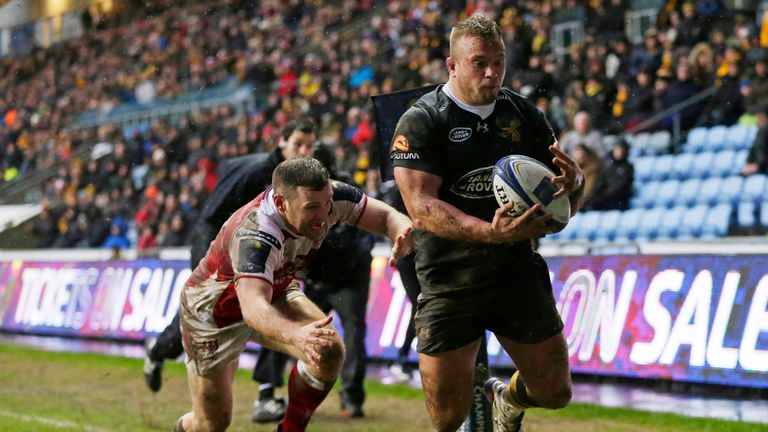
236,278,336,368
355,196,414,265
394,166,552,244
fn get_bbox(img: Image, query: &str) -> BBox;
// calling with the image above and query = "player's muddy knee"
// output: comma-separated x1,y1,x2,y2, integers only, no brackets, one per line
200,415,231,432
318,336,345,373
538,382,572,409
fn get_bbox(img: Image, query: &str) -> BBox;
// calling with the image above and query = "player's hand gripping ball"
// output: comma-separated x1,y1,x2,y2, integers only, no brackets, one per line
492,155,571,232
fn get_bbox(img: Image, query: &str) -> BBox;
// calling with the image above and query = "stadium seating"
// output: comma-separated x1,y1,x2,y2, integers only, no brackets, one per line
635,207,664,242
633,180,661,209
683,127,708,153
656,206,687,241
705,125,729,152
736,201,756,231
677,205,709,239
711,150,736,178
671,153,696,180
655,179,681,208
696,177,723,207
742,174,767,205
718,176,744,206
690,152,715,179
634,156,655,183
726,124,753,150
677,178,701,208
650,155,675,182
649,131,672,155
593,210,621,244
574,211,602,242
614,209,644,243
761,202,768,229
701,204,733,239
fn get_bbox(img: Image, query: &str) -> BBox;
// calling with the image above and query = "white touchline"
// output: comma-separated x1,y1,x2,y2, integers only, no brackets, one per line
0,409,110,432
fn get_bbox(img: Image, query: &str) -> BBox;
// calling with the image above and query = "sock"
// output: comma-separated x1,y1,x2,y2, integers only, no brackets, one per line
259,383,275,401
502,371,540,409
281,361,333,432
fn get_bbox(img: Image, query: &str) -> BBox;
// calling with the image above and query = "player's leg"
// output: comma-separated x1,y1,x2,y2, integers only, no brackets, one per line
143,312,184,392
496,332,571,409
259,288,344,432
485,253,571,431
325,283,369,417
251,349,290,423
176,358,239,432
418,339,482,432
394,253,420,377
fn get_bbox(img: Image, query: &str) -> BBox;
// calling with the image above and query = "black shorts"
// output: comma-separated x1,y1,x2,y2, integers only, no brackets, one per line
414,253,564,354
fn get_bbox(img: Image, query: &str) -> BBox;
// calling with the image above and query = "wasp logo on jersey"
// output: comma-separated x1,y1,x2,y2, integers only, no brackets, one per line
449,166,495,199
499,119,522,142
392,135,410,152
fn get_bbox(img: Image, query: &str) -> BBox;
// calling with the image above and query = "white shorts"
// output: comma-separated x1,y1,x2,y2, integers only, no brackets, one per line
180,281,304,376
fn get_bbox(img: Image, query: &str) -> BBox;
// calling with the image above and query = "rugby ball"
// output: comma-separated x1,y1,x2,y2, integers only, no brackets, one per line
492,155,571,232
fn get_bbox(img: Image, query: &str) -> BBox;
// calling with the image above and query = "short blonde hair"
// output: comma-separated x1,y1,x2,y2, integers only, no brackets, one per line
450,15,503,57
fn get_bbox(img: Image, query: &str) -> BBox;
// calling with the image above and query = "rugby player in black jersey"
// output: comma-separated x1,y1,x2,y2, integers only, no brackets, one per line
390,15,585,432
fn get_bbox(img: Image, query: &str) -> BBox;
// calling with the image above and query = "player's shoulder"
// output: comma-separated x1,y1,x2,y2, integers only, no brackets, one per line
497,88,537,110
331,180,365,204
400,85,449,124
497,88,548,122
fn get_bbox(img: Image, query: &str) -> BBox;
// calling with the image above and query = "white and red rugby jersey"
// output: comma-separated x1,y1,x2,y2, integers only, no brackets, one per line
185,182,368,328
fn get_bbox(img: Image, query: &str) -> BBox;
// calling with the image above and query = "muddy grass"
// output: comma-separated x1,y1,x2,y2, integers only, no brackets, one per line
0,343,761,432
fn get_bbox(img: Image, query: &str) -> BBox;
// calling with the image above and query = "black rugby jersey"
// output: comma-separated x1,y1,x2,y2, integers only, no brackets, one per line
390,84,557,294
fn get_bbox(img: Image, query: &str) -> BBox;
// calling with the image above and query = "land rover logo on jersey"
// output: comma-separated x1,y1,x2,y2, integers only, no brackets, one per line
449,127,472,142
449,166,494,199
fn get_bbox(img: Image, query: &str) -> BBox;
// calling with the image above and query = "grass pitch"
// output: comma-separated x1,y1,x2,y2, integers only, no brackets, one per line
0,342,765,431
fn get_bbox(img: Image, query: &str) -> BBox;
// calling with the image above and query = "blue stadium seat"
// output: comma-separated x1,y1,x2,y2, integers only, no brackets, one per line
705,125,728,152
629,133,652,155
684,127,708,153
671,153,695,180
731,150,749,176
762,202,768,228
737,201,756,230
701,203,733,239
656,206,687,240
649,130,672,155
726,124,751,150
553,213,582,242
718,176,744,206
573,211,602,242
634,156,655,183
677,205,708,239
654,179,681,208
695,177,723,206
635,207,664,242
650,155,675,181
746,125,759,150
711,150,736,178
593,210,621,243
614,209,644,243
742,174,768,205
690,152,715,178
634,180,661,209
676,178,702,208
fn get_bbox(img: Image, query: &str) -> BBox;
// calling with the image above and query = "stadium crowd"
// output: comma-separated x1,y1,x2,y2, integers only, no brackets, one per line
3,0,768,249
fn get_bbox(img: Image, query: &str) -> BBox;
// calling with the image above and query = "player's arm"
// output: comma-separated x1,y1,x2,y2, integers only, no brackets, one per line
236,278,335,367
354,196,413,265
394,166,553,244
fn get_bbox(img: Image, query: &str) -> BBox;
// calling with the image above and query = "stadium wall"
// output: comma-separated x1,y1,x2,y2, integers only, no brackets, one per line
0,247,766,390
